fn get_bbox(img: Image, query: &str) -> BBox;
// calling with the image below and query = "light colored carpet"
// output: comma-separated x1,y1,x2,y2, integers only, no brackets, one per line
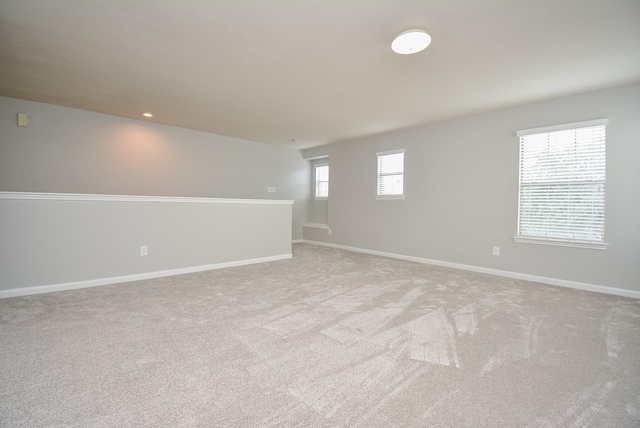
1,243,639,427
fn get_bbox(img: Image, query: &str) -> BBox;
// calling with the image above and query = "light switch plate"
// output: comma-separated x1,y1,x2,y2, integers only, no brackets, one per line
17,113,28,127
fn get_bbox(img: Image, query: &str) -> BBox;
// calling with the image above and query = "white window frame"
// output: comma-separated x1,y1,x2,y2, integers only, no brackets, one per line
514,119,608,250
376,149,405,200
314,163,329,199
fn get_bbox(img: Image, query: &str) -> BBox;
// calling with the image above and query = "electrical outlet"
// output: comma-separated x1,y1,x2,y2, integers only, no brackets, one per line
267,187,276,193
492,246,500,256
140,245,148,256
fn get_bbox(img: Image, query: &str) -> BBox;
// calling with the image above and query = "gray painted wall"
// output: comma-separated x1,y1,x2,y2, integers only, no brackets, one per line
0,195,292,292
0,96,309,239
303,83,640,293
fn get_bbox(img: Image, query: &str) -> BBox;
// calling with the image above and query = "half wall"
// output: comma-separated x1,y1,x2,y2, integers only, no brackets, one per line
0,192,293,297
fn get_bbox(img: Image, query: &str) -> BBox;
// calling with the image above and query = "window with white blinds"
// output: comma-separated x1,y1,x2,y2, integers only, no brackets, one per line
315,164,329,198
376,149,405,199
515,119,607,249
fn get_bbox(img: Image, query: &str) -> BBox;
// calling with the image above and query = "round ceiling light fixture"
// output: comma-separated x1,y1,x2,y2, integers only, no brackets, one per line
391,29,432,55
142,112,153,118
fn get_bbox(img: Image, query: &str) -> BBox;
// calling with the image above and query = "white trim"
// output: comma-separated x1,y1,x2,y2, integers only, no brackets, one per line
0,254,292,299
304,154,329,161
516,118,607,137
513,236,608,250
0,192,294,205
302,240,639,300
376,148,405,156
303,223,330,229
375,194,405,200
292,239,304,244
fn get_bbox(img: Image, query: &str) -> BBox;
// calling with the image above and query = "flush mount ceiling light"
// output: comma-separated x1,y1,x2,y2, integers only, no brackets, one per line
142,112,153,118
391,29,431,54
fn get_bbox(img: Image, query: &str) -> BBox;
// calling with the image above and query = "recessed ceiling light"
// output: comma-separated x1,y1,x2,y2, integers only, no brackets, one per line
142,112,153,118
391,29,432,55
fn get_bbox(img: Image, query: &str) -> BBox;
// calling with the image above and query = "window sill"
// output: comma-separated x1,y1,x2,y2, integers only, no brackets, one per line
314,197,328,201
303,223,330,229
375,194,405,200
513,236,608,250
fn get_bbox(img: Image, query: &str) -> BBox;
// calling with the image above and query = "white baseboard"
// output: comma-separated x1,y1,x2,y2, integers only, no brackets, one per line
292,239,304,244
303,240,640,299
0,253,292,299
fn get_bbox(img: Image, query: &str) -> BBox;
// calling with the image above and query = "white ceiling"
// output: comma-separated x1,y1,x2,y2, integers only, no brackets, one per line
1,1,639,149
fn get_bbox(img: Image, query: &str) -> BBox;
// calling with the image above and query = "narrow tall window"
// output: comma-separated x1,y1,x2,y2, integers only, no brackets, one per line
315,164,329,198
377,149,405,199
516,119,607,249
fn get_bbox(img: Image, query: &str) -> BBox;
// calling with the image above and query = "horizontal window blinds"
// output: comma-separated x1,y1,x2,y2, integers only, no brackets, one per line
518,123,606,242
377,150,404,196
315,165,329,198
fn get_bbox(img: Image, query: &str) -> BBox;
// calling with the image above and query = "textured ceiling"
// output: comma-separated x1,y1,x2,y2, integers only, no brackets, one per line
1,0,639,149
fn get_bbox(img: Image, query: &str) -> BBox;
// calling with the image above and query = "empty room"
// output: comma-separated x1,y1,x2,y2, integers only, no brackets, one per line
1,1,639,427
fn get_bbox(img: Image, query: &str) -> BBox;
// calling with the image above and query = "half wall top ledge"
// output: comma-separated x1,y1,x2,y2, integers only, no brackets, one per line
0,192,294,205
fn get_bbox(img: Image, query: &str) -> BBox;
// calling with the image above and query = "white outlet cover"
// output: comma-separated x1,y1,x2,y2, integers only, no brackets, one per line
267,187,276,193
